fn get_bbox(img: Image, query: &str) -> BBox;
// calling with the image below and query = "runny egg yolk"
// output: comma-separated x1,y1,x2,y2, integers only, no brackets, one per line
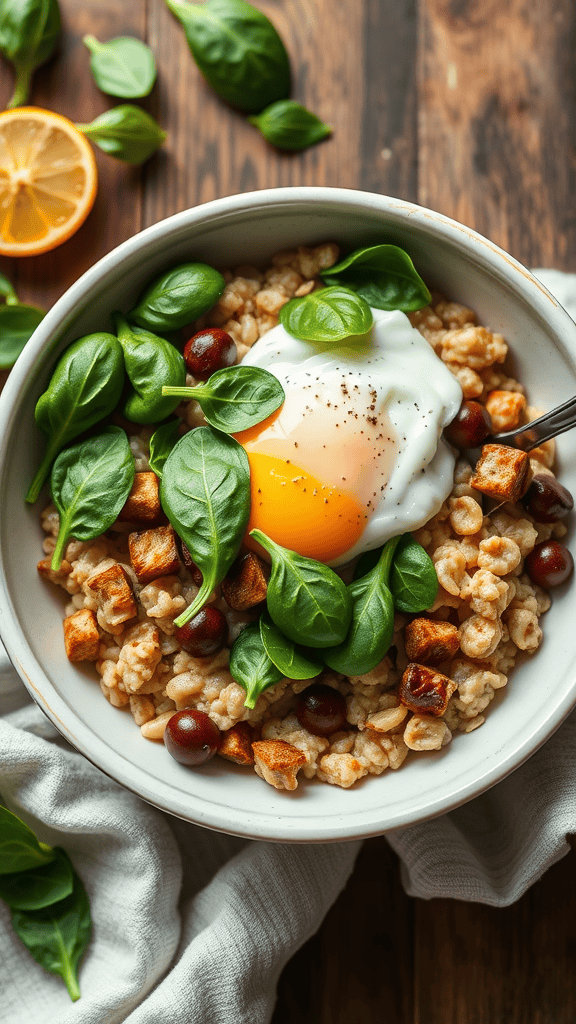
234,381,397,563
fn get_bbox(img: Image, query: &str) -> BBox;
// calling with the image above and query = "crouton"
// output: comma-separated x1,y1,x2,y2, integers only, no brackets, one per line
470,444,530,502
404,618,460,665
86,562,137,627
399,663,457,717
63,608,100,662
118,472,162,524
221,552,269,610
128,525,180,585
218,722,256,765
252,739,306,791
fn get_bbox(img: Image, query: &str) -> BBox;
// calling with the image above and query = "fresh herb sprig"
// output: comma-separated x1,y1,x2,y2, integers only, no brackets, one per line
161,427,251,628
114,314,186,424
279,286,374,344
0,271,44,370
50,427,135,570
0,0,61,108
0,806,91,1002
76,105,166,165
249,100,332,152
162,365,285,433
165,0,291,113
83,35,157,98
129,262,226,332
321,244,432,312
26,332,125,505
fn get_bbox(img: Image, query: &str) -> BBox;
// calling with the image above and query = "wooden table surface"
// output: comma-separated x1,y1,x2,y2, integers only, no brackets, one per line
3,1,576,1020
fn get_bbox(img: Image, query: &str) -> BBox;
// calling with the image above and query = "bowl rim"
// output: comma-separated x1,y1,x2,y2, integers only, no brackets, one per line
1,185,576,842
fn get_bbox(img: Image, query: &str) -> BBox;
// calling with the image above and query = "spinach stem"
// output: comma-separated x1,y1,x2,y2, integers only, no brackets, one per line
25,444,57,504
8,66,32,109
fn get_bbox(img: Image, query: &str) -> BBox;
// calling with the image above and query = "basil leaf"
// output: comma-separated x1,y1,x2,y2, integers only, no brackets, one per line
0,303,45,370
83,35,157,98
229,622,282,709
26,332,125,505
279,286,374,344
260,612,322,680
162,365,285,433
166,0,290,114
0,806,55,875
11,869,91,1002
129,262,225,332
161,426,250,627
0,0,61,108
249,100,331,152
50,427,135,570
0,847,73,911
390,533,439,612
251,530,352,648
148,419,181,479
76,105,166,164
323,537,399,675
114,314,186,424
322,244,431,313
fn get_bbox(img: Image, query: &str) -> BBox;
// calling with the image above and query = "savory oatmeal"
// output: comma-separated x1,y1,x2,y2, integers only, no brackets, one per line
36,241,572,791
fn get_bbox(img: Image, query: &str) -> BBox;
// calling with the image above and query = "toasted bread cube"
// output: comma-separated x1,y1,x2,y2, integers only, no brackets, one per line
118,472,162,524
404,618,460,665
63,608,100,662
252,739,306,791
86,562,137,627
219,722,255,765
221,552,269,610
128,525,180,585
399,663,457,717
485,390,526,432
470,444,530,502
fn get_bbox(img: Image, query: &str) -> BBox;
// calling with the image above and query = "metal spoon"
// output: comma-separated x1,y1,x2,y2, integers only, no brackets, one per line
488,394,576,452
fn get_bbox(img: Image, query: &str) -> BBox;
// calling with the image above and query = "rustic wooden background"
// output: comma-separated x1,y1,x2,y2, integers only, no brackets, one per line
2,0,576,1020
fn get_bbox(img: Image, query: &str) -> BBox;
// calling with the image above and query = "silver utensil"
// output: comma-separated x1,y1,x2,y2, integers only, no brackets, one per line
489,395,576,451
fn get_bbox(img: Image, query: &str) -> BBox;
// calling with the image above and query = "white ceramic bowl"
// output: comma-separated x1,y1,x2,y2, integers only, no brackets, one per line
1,187,576,843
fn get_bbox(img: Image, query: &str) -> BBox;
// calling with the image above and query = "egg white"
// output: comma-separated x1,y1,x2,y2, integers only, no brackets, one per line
242,308,463,566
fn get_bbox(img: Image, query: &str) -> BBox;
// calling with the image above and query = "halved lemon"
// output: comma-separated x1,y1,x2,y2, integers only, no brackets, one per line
0,107,97,257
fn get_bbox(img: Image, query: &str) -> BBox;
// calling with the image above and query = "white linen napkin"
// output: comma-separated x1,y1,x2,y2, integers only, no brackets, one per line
0,267,575,1023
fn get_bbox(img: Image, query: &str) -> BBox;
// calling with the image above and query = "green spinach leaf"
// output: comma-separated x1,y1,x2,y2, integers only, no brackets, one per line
0,271,44,370
323,537,399,675
83,35,157,97
77,105,166,164
148,419,181,478
249,99,331,151
321,244,431,312
259,612,322,680
161,427,250,627
26,332,125,505
251,530,352,648
279,286,373,343
50,426,135,570
11,870,91,1002
0,0,61,108
229,622,282,709
0,847,73,911
162,365,284,433
114,314,186,424
129,262,225,332
390,533,439,612
166,0,290,114
0,805,55,875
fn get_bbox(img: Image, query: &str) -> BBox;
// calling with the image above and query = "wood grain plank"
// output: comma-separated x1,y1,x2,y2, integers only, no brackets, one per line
418,0,576,268
414,845,576,1024
272,837,415,1024
0,0,147,310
